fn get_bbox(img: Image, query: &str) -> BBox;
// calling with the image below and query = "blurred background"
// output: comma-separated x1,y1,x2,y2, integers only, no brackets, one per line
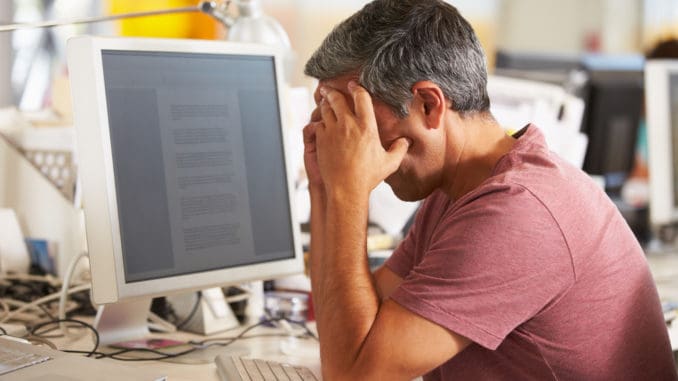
0,0,672,110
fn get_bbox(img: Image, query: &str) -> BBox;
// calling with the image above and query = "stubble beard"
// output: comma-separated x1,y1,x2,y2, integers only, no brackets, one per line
385,169,433,202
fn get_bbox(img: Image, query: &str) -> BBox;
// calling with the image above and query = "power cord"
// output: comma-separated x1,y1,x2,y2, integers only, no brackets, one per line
0,283,91,324
30,318,100,357
58,252,89,338
175,292,202,331
40,317,316,362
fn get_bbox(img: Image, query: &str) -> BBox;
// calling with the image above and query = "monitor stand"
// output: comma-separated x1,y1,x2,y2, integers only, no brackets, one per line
94,288,243,348
94,298,152,346
94,294,251,364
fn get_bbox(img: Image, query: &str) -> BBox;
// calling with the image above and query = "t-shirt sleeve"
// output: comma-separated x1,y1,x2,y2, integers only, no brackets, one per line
389,184,574,350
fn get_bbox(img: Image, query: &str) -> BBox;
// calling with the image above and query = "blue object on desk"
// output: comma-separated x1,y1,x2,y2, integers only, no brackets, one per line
25,239,55,275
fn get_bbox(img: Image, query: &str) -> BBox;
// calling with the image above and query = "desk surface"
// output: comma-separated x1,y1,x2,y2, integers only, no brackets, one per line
41,248,678,379
52,319,321,381
645,246,678,351
646,246,678,303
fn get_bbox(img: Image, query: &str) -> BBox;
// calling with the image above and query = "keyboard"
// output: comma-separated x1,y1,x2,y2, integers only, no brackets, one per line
0,341,51,375
216,355,319,381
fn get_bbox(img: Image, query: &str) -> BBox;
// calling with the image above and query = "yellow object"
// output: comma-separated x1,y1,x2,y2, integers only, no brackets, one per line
108,0,220,39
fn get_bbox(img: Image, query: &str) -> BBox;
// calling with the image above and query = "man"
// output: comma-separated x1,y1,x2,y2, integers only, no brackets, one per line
302,1,677,380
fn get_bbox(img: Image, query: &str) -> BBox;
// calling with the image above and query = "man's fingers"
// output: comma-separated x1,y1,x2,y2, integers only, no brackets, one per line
384,137,411,172
348,81,375,123
319,97,337,127
313,85,323,106
320,86,353,127
303,122,323,149
310,107,321,123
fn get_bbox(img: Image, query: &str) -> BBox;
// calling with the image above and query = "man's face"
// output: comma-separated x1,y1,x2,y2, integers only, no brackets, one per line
315,75,446,201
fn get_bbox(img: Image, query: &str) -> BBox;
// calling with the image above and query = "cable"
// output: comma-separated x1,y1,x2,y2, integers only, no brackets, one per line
0,284,90,323
31,318,100,357
175,292,202,330
286,318,318,341
2,273,61,287
58,252,88,338
194,317,285,346
48,317,315,363
96,346,200,362
0,298,53,322
25,335,58,350
147,311,177,333
22,314,313,364
102,318,282,362
192,318,269,346
38,304,56,321
0,299,8,320
0,270,90,324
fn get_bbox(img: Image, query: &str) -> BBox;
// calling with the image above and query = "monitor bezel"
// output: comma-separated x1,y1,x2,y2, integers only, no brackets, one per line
68,36,304,304
646,59,678,227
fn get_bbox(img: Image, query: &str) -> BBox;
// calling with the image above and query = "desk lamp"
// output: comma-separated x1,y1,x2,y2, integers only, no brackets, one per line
0,1,292,64
0,1,281,36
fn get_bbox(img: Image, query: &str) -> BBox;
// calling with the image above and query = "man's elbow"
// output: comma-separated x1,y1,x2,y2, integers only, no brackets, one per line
321,356,419,381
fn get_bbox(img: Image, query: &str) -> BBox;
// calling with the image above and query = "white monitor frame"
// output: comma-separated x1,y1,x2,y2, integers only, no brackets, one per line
645,59,678,227
68,36,304,306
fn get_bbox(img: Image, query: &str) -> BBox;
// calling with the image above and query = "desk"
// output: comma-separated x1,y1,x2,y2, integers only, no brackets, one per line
646,246,678,351
50,319,322,380
17,247,678,380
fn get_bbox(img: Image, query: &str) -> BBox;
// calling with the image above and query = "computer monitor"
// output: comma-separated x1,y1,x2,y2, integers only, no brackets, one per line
67,36,304,344
493,49,581,87
645,59,678,228
579,56,644,192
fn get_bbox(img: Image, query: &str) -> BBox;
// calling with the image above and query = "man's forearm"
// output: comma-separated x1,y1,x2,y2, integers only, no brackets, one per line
308,185,326,307
314,190,380,376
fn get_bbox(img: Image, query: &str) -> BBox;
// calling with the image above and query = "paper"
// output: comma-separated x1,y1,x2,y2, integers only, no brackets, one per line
0,208,30,273
127,88,257,281
488,75,588,168
369,182,420,237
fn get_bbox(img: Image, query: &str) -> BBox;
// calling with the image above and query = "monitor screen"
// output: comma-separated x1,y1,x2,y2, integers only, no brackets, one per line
493,49,580,87
645,59,678,227
669,73,678,209
68,37,303,306
100,50,294,283
579,69,644,181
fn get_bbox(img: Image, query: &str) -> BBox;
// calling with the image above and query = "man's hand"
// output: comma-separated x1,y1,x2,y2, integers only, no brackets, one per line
315,81,410,198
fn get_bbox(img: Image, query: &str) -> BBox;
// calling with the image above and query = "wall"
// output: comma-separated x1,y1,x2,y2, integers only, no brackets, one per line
262,0,644,86
260,0,500,88
644,0,678,48
601,0,643,53
0,2,12,107
496,0,642,54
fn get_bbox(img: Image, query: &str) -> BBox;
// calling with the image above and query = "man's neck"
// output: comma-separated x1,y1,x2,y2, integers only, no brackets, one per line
442,113,515,200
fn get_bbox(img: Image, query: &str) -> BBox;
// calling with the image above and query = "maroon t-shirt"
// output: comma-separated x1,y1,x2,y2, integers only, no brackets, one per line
385,125,676,380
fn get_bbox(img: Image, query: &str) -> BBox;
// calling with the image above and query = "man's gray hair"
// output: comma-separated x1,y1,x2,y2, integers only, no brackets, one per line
304,0,490,118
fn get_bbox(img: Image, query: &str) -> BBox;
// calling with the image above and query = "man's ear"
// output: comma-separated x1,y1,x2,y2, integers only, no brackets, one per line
411,81,446,129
